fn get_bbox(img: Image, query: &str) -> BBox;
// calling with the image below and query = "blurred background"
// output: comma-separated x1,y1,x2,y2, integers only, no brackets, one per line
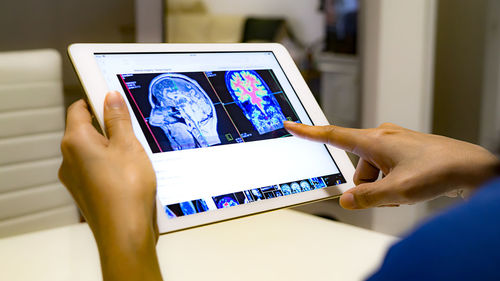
1,0,499,237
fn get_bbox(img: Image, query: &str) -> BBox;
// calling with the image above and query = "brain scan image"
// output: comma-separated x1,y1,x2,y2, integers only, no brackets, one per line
300,180,312,191
180,201,197,215
216,196,239,209
290,182,301,194
309,177,327,189
165,206,177,219
194,199,209,213
279,184,292,196
244,190,255,202
225,70,287,135
148,73,221,151
251,188,265,200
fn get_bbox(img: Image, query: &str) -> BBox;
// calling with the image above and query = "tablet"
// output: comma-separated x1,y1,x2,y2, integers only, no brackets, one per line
68,43,355,234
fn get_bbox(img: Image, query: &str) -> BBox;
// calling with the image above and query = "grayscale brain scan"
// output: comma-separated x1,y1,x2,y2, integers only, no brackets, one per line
148,73,221,151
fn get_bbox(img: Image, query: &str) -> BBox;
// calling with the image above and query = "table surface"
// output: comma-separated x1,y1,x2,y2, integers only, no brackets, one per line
0,210,397,281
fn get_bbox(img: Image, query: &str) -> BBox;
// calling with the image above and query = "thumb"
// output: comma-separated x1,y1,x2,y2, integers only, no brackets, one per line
339,175,398,209
104,91,134,143
283,121,365,154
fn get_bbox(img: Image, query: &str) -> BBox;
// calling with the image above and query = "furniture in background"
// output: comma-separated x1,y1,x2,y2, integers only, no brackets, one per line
0,210,396,281
0,49,79,238
166,3,245,44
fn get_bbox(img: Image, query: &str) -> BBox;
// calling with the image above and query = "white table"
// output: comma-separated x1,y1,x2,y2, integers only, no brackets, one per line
0,210,397,281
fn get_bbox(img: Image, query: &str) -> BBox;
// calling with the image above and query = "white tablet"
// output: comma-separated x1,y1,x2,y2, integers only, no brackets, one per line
68,43,355,234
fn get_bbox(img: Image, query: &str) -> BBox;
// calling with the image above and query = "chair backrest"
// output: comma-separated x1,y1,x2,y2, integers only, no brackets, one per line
0,49,78,238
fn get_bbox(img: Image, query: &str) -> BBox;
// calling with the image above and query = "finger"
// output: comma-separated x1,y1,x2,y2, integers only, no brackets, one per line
65,99,93,133
103,91,135,143
353,158,380,185
283,121,365,154
339,175,399,209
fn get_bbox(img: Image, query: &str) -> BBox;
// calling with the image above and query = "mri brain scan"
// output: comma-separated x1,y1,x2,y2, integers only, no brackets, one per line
216,196,239,209
290,182,301,194
225,70,286,135
300,180,311,191
164,206,177,219
148,73,221,151
251,189,264,201
280,184,292,195
180,201,197,216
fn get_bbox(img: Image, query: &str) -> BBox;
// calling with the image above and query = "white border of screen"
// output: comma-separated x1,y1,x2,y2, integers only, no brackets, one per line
68,43,355,234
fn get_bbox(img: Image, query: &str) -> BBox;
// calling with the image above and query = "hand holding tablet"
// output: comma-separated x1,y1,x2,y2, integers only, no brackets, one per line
67,43,356,234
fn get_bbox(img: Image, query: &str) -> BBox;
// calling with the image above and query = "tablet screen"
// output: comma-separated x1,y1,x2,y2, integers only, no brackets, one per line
93,51,345,219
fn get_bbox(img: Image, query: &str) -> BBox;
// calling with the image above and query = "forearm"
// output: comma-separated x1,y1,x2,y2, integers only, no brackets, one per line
450,144,500,190
93,217,163,281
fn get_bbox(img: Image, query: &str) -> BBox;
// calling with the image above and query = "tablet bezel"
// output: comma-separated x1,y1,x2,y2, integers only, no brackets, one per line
68,43,355,234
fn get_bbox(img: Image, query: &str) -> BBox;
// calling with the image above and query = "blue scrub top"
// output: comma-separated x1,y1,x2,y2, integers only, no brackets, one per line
367,178,500,281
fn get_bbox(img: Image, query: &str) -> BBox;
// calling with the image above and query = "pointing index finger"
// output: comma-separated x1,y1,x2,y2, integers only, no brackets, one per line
283,121,364,154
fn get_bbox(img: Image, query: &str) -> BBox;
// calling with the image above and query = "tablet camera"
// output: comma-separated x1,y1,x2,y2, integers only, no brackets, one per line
225,70,287,135
148,73,221,151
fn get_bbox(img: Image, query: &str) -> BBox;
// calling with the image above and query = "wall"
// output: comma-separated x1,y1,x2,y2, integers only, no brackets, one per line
193,0,325,46
480,0,500,151
361,0,436,132
432,0,488,144
361,0,437,236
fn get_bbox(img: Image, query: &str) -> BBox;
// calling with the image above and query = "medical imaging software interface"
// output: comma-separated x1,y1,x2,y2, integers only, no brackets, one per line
119,69,298,153
94,51,346,220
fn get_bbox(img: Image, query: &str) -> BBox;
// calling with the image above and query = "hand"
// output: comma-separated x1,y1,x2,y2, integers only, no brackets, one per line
59,92,162,281
284,122,500,210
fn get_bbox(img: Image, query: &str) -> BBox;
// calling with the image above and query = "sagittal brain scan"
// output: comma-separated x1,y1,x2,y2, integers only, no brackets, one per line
225,70,286,135
148,74,221,151
118,69,300,153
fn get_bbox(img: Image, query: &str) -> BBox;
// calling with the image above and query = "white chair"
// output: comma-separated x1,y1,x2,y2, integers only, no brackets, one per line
0,49,79,238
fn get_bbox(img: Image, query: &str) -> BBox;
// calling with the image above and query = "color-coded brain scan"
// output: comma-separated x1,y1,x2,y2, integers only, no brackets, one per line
149,73,221,151
216,196,239,209
300,180,312,191
225,70,286,135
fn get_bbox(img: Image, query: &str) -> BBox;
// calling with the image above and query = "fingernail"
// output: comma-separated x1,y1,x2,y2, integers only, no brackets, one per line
340,193,358,209
283,121,298,127
106,91,124,109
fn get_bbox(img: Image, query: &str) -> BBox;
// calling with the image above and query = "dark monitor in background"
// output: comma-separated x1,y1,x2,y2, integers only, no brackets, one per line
320,0,359,54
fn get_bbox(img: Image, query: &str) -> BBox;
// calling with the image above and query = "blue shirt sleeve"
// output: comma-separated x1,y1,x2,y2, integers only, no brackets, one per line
366,178,500,281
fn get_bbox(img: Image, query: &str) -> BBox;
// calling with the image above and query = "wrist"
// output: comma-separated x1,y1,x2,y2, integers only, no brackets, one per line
89,208,162,281
94,222,161,281
454,148,500,190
